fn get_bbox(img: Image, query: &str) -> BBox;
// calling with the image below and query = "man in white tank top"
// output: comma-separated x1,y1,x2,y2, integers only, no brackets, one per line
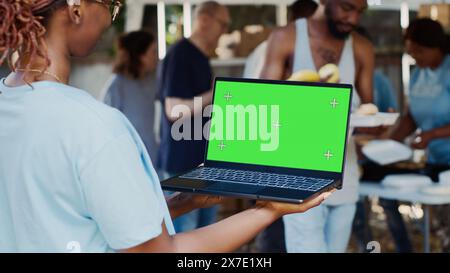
260,0,375,253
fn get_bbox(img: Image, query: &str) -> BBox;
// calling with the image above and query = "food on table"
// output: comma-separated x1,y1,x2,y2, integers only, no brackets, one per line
356,103,379,116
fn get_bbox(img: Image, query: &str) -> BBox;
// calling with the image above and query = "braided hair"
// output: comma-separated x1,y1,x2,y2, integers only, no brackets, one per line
0,0,66,72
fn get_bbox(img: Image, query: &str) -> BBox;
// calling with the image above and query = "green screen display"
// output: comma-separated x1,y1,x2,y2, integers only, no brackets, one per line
206,80,351,173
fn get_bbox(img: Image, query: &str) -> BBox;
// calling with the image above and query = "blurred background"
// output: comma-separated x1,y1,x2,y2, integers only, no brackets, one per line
0,0,442,105
3,0,450,253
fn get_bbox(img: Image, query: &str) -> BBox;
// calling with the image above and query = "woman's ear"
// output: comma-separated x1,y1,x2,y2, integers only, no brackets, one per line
67,0,82,25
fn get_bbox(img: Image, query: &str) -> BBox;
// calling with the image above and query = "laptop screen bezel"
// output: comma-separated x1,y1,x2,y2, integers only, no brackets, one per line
204,77,353,180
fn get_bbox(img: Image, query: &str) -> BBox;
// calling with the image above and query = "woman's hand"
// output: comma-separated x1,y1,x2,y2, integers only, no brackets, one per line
411,130,435,149
255,189,336,219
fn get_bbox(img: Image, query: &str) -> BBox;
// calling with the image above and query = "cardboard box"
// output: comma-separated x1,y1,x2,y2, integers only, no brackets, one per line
216,26,273,59
235,26,273,58
419,4,450,31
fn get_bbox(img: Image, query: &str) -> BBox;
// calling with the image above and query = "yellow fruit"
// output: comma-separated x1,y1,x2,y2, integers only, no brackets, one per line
288,70,320,82
288,64,340,83
318,63,340,83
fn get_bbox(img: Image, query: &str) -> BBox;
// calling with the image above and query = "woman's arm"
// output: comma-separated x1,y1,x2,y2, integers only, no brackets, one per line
411,123,450,149
429,125,450,139
165,90,213,122
166,192,223,219
390,111,417,142
354,33,375,104
121,192,331,253
166,192,195,219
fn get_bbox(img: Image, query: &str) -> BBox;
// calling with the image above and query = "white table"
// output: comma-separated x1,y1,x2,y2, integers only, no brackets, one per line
359,182,450,253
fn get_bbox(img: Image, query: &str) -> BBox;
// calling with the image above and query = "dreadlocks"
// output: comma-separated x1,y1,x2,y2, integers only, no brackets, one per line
0,0,61,72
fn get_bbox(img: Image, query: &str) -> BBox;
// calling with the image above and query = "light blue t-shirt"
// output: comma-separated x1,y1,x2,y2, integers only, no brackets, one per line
0,79,175,253
409,55,450,165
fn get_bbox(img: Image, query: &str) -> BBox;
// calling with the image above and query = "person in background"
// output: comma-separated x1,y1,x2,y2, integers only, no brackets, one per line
0,0,333,253
354,27,399,113
243,0,319,253
260,0,376,253
156,1,230,233
243,0,318,79
373,70,398,112
288,0,320,22
103,30,159,163
392,18,450,172
388,18,450,252
356,18,450,253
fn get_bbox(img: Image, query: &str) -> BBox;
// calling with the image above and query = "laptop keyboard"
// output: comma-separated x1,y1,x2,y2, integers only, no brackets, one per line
180,167,334,192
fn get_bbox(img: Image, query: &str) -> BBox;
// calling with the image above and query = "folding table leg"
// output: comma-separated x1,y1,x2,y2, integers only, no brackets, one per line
423,205,431,253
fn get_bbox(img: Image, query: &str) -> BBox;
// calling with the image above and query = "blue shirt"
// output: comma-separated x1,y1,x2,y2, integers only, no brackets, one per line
409,55,450,165
156,38,212,173
0,79,175,253
373,69,398,112
104,73,159,162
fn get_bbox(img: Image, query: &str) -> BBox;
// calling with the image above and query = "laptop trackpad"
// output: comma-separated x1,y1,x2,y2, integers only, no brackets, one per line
206,182,262,194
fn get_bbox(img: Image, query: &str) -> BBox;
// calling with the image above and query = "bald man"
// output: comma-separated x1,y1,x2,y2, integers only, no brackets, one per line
260,0,375,253
157,1,231,233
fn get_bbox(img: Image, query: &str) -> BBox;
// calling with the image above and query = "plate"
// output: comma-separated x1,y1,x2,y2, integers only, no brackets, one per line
421,185,450,195
362,140,413,165
350,112,400,128
382,174,432,191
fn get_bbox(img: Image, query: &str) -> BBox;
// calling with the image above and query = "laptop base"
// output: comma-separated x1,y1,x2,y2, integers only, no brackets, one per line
161,171,340,204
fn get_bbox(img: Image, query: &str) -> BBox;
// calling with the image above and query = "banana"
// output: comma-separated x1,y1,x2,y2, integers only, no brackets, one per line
288,70,320,82
318,63,340,83
288,63,340,83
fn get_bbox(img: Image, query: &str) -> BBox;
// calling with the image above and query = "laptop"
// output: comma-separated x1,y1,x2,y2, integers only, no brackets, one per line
161,77,353,203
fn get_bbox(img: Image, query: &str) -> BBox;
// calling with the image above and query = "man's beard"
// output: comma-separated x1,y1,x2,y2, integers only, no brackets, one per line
327,18,352,40
325,6,354,40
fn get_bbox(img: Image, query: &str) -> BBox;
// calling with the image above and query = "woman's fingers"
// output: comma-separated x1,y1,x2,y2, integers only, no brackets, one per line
260,188,336,216
300,190,335,210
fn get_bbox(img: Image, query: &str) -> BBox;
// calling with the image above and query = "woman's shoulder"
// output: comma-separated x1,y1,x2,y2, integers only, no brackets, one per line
442,55,450,72
35,81,132,136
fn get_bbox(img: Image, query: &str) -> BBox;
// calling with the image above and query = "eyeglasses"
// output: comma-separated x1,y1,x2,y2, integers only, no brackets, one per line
88,0,123,21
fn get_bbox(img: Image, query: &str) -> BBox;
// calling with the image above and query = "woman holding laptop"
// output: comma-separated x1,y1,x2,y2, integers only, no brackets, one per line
0,0,332,252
